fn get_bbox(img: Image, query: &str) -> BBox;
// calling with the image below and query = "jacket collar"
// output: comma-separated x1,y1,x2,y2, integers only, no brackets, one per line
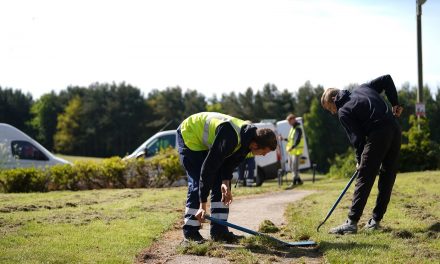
335,90,351,109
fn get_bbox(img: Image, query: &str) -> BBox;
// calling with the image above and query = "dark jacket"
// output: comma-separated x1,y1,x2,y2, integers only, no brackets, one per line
199,123,256,203
335,75,399,162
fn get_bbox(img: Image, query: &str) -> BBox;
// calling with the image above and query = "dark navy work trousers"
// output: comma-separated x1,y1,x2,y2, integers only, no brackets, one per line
176,129,229,235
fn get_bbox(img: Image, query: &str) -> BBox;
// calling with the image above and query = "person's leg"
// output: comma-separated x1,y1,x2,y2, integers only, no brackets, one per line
177,130,206,241
238,160,246,186
347,124,395,222
210,172,229,235
288,154,294,183
372,122,401,222
293,154,302,184
330,125,392,234
245,158,255,187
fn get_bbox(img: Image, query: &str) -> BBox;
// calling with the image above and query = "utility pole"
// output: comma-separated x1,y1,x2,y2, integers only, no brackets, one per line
416,0,427,120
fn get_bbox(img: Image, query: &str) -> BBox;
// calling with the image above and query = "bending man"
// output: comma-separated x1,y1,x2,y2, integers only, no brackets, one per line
177,112,277,242
321,75,403,234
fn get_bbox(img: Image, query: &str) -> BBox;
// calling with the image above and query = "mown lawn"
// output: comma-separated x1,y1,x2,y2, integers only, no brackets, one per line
286,171,440,263
54,154,105,163
1,171,438,263
0,178,284,263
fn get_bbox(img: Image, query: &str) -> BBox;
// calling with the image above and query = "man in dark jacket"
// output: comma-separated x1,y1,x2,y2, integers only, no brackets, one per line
177,112,277,243
321,75,403,234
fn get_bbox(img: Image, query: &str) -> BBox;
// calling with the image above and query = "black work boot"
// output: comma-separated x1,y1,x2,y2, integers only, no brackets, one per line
211,231,244,243
293,177,303,185
183,230,205,244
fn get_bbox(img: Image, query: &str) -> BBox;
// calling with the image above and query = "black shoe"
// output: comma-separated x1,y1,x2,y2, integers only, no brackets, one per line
293,178,303,185
211,231,244,243
183,230,205,244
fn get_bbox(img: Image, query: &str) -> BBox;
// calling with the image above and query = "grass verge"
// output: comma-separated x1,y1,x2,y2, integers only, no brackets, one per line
0,178,286,263
286,170,440,263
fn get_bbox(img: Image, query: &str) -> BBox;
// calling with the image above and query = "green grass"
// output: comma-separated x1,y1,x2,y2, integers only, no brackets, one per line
0,188,185,263
54,154,105,163
0,178,286,263
2,172,438,263
286,171,440,263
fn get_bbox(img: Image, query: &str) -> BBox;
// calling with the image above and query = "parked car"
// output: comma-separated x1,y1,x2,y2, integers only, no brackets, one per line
0,123,70,169
124,119,311,186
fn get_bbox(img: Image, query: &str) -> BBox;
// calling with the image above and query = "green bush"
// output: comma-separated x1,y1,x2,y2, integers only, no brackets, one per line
399,115,440,172
327,147,357,179
327,116,440,176
0,148,185,193
0,167,47,193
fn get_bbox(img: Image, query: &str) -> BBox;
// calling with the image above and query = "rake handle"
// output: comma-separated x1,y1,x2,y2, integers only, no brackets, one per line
316,170,359,232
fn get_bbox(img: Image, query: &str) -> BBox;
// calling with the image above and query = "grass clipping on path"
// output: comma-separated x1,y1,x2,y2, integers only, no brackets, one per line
258,219,280,233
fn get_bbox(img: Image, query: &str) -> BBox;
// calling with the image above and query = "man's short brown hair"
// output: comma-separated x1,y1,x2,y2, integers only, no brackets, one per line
321,88,340,107
254,128,278,151
286,114,296,121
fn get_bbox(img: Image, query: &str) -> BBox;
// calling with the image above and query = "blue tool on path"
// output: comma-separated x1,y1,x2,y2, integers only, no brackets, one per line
316,170,359,232
205,215,317,247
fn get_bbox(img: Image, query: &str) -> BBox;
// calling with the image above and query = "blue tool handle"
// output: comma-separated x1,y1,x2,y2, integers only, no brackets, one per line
317,170,358,231
205,215,260,236
205,215,287,245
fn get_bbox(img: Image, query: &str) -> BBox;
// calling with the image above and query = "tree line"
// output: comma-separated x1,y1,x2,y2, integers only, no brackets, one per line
1,81,439,172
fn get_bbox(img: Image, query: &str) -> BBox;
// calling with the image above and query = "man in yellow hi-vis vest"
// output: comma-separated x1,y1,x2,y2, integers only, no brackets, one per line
177,112,277,243
285,114,304,186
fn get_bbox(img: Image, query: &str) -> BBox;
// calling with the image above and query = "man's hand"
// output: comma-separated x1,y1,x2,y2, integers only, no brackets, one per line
221,180,233,206
195,202,207,223
392,105,403,118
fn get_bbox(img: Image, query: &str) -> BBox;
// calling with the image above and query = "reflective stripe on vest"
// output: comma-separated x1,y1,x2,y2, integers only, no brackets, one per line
181,112,248,152
286,127,304,156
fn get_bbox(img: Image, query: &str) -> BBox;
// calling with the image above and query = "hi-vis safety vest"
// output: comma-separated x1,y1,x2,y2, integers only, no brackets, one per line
180,112,249,152
286,127,304,156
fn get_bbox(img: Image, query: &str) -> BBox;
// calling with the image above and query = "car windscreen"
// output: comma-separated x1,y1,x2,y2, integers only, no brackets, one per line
11,140,49,161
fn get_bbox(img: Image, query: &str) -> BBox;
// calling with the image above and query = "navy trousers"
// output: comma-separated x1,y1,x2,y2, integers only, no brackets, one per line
348,119,401,222
176,129,229,235
238,157,255,186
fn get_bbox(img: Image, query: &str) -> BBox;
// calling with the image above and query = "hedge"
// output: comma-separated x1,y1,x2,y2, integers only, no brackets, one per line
0,148,185,193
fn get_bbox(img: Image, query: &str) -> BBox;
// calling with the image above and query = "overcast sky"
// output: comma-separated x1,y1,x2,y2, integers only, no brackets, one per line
1,0,439,99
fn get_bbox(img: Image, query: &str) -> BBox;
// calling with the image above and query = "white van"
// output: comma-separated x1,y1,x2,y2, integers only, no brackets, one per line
124,122,282,185
0,123,70,169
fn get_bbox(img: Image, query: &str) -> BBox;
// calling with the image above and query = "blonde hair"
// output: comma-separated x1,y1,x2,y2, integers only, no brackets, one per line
321,88,340,107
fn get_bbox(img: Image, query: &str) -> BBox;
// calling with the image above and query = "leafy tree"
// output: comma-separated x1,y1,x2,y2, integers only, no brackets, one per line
429,87,440,144
295,81,323,117
146,87,185,132
183,89,207,118
399,115,440,171
304,98,349,172
238,87,255,121
30,92,63,151
54,96,83,153
206,95,223,113
220,91,242,118
0,87,34,135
